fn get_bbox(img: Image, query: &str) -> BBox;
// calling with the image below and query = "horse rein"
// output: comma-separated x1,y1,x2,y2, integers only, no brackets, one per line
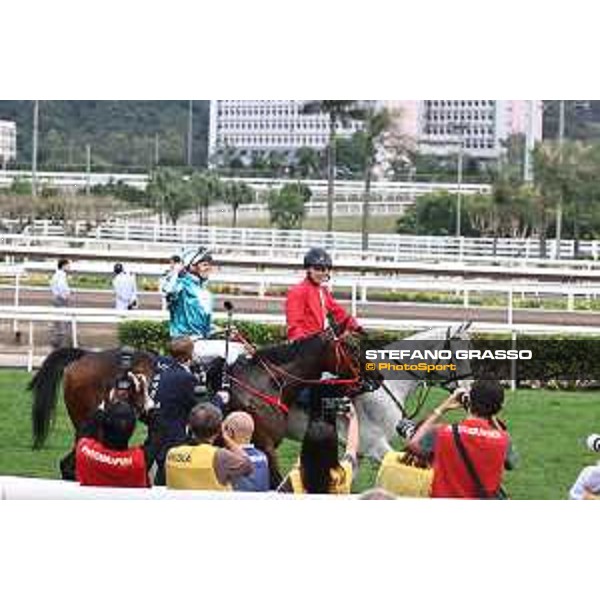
378,327,473,421
227,329,361,414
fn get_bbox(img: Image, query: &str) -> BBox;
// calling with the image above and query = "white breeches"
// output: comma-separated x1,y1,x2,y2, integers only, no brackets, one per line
192,339,247,365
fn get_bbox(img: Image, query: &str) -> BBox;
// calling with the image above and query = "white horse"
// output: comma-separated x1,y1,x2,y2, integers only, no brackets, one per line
285,323,473,462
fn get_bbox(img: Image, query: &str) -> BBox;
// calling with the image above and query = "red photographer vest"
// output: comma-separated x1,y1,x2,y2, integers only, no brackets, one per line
75,437,149,488
431,418,509,499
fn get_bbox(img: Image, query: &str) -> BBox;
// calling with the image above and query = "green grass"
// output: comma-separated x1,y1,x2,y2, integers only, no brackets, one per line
2,369,599,498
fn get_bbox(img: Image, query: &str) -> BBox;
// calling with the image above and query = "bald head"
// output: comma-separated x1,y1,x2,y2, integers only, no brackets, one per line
223,411,255,445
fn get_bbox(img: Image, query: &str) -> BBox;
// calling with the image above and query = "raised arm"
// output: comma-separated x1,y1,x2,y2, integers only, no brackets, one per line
343,403,360,462
160,269,184,298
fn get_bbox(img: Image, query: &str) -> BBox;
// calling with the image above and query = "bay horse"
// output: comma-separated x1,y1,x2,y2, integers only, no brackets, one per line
285,323,474,463
29,330,359,486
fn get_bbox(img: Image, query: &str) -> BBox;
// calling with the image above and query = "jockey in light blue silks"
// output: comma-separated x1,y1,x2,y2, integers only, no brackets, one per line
160,247,246,366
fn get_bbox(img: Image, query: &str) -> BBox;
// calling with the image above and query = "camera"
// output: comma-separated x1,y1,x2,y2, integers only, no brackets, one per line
322,396,352,416
586,434,600,452
319,396,352,424
396,418,417,440
114,347,135,394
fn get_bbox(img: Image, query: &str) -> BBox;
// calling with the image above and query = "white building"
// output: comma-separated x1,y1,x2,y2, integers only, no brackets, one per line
208,100,362,163
0,120,17,166
208,100,543,165
386,100,543,159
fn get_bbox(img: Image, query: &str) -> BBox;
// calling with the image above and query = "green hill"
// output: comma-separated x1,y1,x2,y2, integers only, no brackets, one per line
0,100,210,170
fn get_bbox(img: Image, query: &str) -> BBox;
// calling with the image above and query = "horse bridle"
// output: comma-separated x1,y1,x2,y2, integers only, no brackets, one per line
378,326,473,421
227,329,361,414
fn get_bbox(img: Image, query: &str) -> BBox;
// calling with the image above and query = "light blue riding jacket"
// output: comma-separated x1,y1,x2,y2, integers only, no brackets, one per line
160,270,213,339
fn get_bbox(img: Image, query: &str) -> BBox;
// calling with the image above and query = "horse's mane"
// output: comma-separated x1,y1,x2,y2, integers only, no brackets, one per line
251,333,326,365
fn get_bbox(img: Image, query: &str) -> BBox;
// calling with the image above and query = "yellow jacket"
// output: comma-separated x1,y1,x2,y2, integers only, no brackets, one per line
166,443,231,491
288,459,353,494
376,451,433,498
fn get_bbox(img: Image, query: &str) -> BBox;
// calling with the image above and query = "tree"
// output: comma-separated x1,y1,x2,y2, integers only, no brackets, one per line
146,168,192,225
222,181,255,228
251,152,268,174
301,101,366,232
536,140,600,257
296,146,321,178
360,107,394,251
267,150,287,177
266,183,307,230
190,171,222,226
396,191,475,236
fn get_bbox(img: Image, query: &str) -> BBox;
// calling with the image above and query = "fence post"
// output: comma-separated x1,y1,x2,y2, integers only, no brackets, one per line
13,272,21,337
351,281,357,317
567,291,574,312
361,283,368,303
27,320,34,373
463,288,469,309
71,316,78,348
507,287,513,326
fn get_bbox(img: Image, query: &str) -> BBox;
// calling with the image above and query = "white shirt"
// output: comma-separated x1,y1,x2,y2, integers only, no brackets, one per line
113,272,138,310
569,463,600,499
50,269,70,300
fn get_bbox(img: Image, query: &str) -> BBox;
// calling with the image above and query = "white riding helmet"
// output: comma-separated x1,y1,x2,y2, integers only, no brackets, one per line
181,246,214,269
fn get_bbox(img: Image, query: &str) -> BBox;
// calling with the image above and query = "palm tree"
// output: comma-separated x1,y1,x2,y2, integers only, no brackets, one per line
223,181,255,228
190,171,222,226
296,146,320,178
360,107,394,251
146,168,192,225
301,101,366,232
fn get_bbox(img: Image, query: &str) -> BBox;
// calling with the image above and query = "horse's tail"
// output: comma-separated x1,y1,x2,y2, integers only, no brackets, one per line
28,347,87,449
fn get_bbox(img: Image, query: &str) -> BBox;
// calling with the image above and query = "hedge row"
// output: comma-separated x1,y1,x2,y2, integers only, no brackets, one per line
117,320,409,353
118,320,600,388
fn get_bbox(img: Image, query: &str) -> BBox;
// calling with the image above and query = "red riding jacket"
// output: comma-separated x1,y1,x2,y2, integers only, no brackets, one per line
285,277,359,341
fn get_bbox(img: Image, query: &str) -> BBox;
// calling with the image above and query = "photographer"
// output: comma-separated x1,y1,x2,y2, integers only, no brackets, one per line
407,381,517,499
151,337,202,485
278,401,360,494
165,404,252,491
569,435,600,499
74,372,159,488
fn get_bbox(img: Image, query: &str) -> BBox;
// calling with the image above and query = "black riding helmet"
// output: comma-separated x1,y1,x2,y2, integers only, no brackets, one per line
303,247,333,270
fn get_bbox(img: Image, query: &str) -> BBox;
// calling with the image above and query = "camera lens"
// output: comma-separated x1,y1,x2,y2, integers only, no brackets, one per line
396,418,417,440
586,434,600,452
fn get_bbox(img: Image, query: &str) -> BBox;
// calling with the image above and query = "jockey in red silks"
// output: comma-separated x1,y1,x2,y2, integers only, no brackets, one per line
285,247,363,341
285,248,375,415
